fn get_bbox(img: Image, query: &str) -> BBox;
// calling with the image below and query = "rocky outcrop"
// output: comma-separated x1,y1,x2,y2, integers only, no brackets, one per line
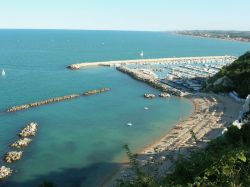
213,76,233,87
19,122,38,138
83,88,111,96
242,94,250,114
4,151,22,163
7,94,80,112
11,138,32,148
0,166,12,179
144,94,156,99
159,92,171,98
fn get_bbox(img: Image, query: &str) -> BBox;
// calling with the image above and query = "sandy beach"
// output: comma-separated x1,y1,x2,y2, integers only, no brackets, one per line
104,93,242,186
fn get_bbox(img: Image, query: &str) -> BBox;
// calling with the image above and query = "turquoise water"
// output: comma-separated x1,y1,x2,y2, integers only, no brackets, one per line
0,30,250,187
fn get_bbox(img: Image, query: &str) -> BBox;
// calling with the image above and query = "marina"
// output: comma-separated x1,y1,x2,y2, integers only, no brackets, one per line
115,55,236,94
68,55,236,98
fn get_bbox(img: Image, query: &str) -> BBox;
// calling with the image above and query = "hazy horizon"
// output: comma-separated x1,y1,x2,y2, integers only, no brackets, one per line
0,28,249,32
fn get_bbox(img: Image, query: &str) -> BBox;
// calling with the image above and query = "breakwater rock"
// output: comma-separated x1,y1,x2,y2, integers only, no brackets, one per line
159,92,171,98
144,94,156,99
11,138,32,148
83,88,111,96
7,94,80,113
4,151,22,163
19,122,38,137
0,166,12,179
67,64,81,70
116,66,187,97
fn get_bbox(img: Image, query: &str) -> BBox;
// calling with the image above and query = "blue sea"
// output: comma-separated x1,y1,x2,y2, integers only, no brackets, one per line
0,30,249,187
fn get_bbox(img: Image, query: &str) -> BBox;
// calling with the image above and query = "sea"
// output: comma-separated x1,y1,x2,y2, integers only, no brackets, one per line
0,30,249,187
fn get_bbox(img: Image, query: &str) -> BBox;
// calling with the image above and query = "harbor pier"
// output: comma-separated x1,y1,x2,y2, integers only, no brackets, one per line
68,56,237,70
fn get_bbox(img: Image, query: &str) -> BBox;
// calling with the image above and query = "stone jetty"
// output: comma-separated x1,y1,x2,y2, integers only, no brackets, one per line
83,88,111,96
117,66,187,97
144,94,156,99
68,56,237,70
19,122,38,137
7,94,80,113
0,166,12,179
11,138,32,148
4,151,23,163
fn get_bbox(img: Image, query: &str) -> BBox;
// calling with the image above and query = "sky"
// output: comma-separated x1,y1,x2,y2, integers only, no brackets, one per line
0,0,250,31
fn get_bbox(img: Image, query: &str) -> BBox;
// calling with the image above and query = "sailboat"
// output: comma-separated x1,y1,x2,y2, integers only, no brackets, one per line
2,69,5,76
140,51,144,58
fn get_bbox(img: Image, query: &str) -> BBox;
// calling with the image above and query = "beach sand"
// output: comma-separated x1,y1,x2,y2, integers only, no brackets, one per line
104,93,242,186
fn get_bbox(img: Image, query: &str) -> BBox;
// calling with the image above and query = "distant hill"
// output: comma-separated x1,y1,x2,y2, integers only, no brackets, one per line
205,52,250,98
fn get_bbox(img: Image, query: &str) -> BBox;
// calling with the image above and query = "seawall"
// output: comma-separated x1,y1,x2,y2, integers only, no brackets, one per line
68,56,237,70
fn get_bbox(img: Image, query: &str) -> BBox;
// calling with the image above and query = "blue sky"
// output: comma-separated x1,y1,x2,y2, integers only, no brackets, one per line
0,0,250,31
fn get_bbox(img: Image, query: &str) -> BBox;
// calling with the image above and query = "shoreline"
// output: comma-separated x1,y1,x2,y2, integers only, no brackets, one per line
104,93,241,186
176,33,250,43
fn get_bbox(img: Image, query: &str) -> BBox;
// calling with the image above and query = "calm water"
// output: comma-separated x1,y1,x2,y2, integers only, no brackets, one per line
0,30,250,187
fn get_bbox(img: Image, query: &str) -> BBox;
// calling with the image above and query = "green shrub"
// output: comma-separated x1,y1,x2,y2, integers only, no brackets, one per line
225,125,242,145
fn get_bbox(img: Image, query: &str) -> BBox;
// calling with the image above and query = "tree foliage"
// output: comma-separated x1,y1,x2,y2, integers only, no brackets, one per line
206,51,250,98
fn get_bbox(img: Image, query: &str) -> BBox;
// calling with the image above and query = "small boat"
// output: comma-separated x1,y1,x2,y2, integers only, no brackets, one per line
2,69,5,76
144,107,149,110
127,122,133,127
140,51,144,58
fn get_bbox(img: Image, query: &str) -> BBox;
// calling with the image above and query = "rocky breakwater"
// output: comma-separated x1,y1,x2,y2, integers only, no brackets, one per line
4,151,23,163
67,64,81,70
7,94,80,113
0,166,12,179
19,122,38,137
159,92,171,98
0,122,38,179
116,66,187,97
83,88,111,96
11,138,32,148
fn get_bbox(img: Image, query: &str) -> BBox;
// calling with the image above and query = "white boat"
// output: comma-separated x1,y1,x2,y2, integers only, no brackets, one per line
2,69,5,76
144,107,149,110
127,122,133,127
140,51,144,58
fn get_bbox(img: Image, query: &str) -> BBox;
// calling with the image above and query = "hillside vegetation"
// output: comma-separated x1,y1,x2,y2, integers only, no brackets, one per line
205,52,250,98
